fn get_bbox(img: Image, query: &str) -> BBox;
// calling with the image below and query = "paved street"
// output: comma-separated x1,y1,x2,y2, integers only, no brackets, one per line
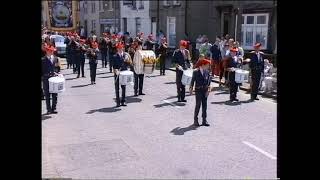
42,60,277,179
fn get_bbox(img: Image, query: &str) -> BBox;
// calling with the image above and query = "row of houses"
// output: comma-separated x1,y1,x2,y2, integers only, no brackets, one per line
78,0,277,54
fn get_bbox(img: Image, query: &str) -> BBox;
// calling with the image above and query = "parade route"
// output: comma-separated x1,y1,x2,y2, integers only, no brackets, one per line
42,61,277,179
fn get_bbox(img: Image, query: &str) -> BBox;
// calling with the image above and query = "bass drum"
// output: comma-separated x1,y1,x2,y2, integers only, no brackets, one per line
133,50,156,74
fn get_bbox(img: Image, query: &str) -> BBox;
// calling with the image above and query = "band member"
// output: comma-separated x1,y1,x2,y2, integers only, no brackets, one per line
210,36,223,86
87,38,99,84
69,35,78,74
190,58,212,126
64,32,72,69
113,42,133,107
144,34,156,51
133,39,146,96
158,37,168,75
244,43,265,101
226,47,242,102
193,54,205,69
99,34,109,68
42,45,60,114
107,34,118,73
77,39,86,78
173,40,191,102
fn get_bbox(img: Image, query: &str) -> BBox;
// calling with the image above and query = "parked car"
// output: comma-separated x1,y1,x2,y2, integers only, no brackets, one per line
50,35,66,57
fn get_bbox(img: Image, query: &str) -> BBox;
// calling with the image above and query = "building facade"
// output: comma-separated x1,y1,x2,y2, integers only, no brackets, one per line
150,0,186,48
120,0,151,37
150,0,277,54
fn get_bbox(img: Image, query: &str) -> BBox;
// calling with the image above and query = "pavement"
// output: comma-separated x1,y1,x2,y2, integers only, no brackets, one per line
42,59,277,179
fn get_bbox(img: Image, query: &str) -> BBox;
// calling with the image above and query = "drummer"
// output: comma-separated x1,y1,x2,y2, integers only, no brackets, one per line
225,47,242,102
189,58,212,126
193,54,205,69
42,45,60,114
172,40,191,102
132,39,146,96
112,42,133,107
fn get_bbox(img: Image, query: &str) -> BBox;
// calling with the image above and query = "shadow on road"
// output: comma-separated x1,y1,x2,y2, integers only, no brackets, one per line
164,82,176,85
165,94,192,100
214,90,229,95
170,124,199,135
211,99,253,106
112,96,142,104
153,101,186,108
65,77,79,81
71,84,92,88
98,75,114,79
146,74,162,78
42,115,52,121
86,106,121,114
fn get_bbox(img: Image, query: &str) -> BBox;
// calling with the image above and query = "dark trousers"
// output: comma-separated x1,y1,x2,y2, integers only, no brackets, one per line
101,51,108,68
134,73,144,94
89,62,97,82
229,72,239,100
42,78,58,112
251,69,262,99
176,69,186,101
114,74,126,105
159,56,166,75
109,52,114,72
66,53,72,68
194,88,208,122
77,58,85,77
72,54,77,73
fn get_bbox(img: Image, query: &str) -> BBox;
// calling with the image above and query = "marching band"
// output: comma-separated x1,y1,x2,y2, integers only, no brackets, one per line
42,30,271,125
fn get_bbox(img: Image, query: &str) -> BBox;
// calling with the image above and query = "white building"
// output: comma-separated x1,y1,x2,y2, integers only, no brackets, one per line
80,1,103,37
120,0,151,37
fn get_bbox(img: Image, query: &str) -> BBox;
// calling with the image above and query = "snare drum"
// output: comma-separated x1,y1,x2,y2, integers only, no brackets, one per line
181,69,193,85
119,70,134,85
49,75,65,93
235,69,249,83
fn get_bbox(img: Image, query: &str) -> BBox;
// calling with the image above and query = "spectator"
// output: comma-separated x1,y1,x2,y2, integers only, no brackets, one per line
199,35,212,59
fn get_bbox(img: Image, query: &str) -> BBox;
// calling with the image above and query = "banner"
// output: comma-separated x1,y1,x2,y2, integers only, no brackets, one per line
46,0,77,31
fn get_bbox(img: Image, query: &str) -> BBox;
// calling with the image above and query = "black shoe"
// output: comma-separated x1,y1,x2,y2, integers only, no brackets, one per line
134,94,138,97
82,76,85,78
181,99,187,102
51,110,58,114
76,75,80,78
93,82,96,84
121,103,127,106
116,104,121,107
91,82,94,85
139,92,146,95
202,122,210,126
177,99,182,102
45,111,51,115
194,123,200,127
234,98,239,102
255,97,260,100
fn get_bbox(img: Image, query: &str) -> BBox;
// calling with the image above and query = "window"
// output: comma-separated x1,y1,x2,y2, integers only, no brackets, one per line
135,17,141,35
123,18,127,33
107,0,113,11
138,0,144,9
123,0,133,6
92,20,96,32
163,0,170,6
91,2,96,13
167,17,176,47
241,13,269,50
173,0,181,6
